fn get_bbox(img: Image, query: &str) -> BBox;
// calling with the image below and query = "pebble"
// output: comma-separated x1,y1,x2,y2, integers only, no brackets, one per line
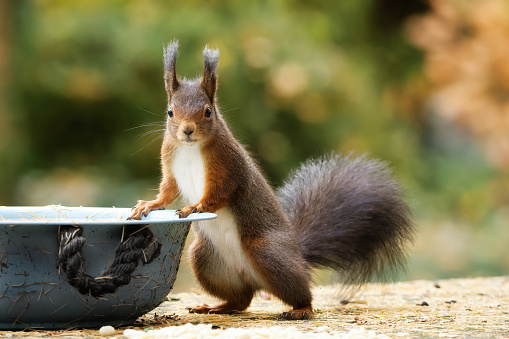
99,325,116,336
315,325,331,332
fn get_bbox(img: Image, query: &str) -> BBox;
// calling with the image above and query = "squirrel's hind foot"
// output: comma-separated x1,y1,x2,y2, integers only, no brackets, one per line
186,301,248,314
279,306,314,320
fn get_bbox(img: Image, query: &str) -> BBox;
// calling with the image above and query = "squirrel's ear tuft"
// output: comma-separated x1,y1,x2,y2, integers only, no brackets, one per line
163,40,180,96
202,45,219,102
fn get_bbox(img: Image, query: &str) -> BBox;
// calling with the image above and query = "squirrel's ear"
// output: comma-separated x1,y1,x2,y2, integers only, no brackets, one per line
163,40,180,97
202,45,219,102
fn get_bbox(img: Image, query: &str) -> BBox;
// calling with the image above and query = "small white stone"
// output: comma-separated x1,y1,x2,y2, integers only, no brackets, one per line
99,325,116,336
315,326,330,332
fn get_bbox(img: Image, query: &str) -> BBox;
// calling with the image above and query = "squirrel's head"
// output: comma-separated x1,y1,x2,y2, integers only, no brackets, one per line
163,40,219,147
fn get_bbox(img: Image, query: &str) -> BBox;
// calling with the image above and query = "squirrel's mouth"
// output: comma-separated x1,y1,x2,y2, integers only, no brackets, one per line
179,137,199,146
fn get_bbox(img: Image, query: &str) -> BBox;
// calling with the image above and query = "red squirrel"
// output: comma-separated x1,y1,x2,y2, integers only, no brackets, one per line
129,41,415,320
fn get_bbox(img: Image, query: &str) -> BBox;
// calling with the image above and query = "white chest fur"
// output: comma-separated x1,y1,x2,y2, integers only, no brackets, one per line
171,144,263,287
172,145,206,204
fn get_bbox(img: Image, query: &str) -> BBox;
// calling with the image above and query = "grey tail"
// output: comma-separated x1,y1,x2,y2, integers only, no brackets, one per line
277,154,415,288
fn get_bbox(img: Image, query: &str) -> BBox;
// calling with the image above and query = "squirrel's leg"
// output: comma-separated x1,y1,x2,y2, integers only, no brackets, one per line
187,236,255,314
129,174,179,220
245,236,314,320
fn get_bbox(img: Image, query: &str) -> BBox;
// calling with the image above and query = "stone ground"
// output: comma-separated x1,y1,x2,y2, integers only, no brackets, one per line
2,276,509,338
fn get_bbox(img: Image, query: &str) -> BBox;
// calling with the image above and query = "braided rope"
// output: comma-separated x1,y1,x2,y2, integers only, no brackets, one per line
57,225,161,298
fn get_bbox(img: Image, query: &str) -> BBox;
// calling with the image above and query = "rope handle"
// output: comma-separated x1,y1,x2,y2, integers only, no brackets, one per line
57,224,161,298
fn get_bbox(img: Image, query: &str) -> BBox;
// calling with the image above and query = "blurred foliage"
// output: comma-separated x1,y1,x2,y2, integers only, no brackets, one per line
0,0,508,283
408,0,509,171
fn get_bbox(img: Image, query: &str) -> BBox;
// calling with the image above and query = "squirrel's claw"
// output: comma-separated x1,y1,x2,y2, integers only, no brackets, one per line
175,206,198,219
128,200,165,220
187,302,246,314
279,307,314,320
186,304,210,313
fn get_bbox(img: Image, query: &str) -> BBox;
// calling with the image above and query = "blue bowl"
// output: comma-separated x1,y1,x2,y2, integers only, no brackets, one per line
0,206,215,330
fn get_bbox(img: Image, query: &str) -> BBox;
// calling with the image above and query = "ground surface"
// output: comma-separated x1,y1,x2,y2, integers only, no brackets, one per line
2,276,509,338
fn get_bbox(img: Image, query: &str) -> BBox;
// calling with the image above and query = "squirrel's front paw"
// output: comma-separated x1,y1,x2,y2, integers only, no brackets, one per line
175,205,199,219
128,200,165,220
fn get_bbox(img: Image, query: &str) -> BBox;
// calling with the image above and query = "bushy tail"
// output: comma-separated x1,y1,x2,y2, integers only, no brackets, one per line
277,154,415,287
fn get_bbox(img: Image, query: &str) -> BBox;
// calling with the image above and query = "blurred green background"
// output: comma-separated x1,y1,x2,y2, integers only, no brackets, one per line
1,0,508,292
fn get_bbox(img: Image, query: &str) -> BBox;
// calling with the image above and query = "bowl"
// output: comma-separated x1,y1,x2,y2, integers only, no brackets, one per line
0,206,216,330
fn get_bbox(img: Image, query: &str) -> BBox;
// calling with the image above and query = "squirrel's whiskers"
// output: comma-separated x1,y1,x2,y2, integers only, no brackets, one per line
127,117,167,155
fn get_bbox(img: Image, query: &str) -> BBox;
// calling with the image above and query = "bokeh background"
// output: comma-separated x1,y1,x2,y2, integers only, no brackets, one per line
1,0,508,292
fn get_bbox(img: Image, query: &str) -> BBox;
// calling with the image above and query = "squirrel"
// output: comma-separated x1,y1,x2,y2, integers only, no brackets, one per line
129,40,415,320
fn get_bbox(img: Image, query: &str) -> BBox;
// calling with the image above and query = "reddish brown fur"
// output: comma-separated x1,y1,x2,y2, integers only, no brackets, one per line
129,42,315,318
130,42,415,323
129,144,179,219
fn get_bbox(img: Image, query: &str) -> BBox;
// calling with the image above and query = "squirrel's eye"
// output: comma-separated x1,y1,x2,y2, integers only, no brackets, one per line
204,107,212,118
168,109,174,118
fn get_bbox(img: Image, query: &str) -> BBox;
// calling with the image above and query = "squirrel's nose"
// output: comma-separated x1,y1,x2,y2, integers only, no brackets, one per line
183,128,194,136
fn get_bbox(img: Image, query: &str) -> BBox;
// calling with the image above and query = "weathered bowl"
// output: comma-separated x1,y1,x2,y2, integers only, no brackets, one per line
0,206,215,330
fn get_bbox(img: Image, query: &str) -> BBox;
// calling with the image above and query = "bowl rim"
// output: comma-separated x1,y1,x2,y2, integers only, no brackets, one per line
0,205,216,225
